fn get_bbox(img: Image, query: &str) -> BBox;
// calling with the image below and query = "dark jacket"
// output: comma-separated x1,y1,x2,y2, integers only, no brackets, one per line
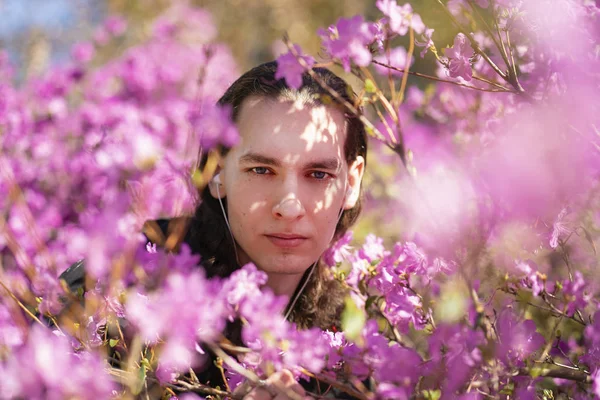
59,219,359,399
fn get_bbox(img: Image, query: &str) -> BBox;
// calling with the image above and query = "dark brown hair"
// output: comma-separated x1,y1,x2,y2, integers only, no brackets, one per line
187,61,367,329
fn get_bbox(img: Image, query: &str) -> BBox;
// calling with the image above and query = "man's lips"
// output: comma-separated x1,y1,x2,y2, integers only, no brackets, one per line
264,233,308,248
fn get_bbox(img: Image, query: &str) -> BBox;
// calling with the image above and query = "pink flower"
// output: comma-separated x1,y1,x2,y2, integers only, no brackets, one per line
189,103,239,149
357,234,388,263
415,28,435,58
323,231,354,267
104,16,127,36
275,45,314,89
319,16,378,71
550,207,572,249
562,271,590,317
376,0,425,36
373,46,413,77
496,312,545,365
1,326,115,398
71,42,95,64
444,33,475,81
516,260,546,296
593,369,600,398
93,27,110,46
222,263,268,307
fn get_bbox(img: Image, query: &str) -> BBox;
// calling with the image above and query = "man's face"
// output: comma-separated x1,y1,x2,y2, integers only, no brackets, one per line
213,96,361,281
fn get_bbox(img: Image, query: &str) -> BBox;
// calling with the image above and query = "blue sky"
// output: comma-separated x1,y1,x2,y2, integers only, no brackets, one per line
0,0,76,37
0,0,106,76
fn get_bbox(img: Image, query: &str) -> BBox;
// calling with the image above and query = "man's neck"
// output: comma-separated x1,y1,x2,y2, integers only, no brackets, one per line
264,272,305,297
235,247,309,298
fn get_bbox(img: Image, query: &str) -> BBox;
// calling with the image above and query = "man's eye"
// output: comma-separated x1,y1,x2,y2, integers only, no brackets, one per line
252,167,269,175
310,171,329,180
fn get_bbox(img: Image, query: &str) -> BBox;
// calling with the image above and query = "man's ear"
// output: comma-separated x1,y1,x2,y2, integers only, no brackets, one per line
343,155,365,210
208,171,227,199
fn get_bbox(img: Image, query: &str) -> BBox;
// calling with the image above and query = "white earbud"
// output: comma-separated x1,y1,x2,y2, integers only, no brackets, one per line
345,185,352,202
212,173,222,185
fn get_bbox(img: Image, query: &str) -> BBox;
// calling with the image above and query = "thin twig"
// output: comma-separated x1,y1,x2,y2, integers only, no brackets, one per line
372,102,396,143
398,25,415,105
435,0,507,80
0,212,36,279
170,378,238,399
492,8,512,73
208,343,261,384
371,60,514,93
435,0,534,100
506,287,587,327
300,369,370,400
476,389,498,399
112,317,129,351
536,310,564,363
384,34,398,108
125,336,144,391
219,341,253,355
0,278,45,327
467,0,511,71
557,241,587,324
0,166,57,274
471,74,511,90
215,357,232,393
359,66,398,129
208,342,305,400
283,35,389,143
504,29,523,92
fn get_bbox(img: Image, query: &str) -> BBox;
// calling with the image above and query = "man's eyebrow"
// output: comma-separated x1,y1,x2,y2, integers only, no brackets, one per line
238,152,341,170
305,158,341,171
238,152,281,167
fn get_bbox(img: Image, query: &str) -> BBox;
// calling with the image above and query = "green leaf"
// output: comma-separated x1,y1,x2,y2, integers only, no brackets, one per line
131,362,147,395
341,296,366,342
109,338,119,348
422,389,442,400
140,357,151,370
364,79,377,93
499,382,514,395
365,295,379,310
370,259,381,267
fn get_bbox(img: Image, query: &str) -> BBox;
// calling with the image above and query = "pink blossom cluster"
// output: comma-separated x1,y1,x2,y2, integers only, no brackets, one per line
1,0,600,399
0,325,115,399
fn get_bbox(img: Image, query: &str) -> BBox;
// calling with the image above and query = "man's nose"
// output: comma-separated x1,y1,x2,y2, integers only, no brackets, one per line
272,194,306,220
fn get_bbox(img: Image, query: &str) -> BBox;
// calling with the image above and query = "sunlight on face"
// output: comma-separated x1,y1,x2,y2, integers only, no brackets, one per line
219,96,348,284
299,106,340,151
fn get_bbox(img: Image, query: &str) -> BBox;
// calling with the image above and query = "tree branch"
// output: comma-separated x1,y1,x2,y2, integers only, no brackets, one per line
371,60,514,93
516,365,591,383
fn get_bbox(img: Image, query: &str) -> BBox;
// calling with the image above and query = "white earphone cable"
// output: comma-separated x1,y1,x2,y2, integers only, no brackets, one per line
215,181,240,266
284,259,317,321
283,180,348,321
215,175,349,321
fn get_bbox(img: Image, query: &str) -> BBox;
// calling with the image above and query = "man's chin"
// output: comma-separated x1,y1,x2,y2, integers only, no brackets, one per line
254,255,317,275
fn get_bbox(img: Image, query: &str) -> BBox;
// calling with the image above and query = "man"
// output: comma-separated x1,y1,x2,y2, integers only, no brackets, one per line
61,61,367,399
